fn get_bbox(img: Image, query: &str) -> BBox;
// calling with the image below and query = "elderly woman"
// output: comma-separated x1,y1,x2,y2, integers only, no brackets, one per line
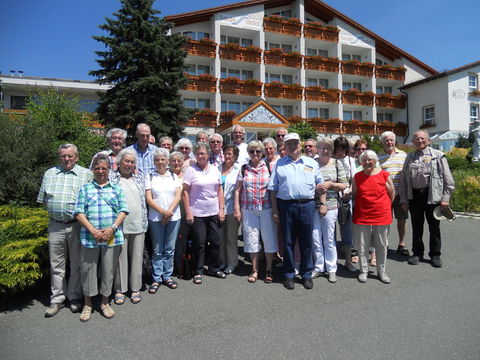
399,130,454,268
145,148,182,293
110,149,148,305
220,144,241,274
234,140,277,283
183,142,225,284
91,128,127,171
312,138,348,283
74,154,128,321
352,150,394,284
174,138,195,167
263,137,279,172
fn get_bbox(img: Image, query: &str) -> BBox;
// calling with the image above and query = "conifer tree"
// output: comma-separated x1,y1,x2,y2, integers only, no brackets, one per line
90,0,188,140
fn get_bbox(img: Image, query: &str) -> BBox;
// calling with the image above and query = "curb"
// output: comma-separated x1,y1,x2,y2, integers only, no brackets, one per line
454,212,480,219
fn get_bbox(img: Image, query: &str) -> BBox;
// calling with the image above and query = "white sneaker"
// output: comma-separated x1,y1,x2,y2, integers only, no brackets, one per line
358,272,368,283
328,272,337,283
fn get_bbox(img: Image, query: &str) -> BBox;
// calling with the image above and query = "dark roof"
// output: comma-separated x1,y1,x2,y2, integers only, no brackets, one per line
165,0,437,75
401,60,480,89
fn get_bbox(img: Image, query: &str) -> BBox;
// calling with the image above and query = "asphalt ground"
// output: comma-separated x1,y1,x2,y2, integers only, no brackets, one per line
1,216,479,360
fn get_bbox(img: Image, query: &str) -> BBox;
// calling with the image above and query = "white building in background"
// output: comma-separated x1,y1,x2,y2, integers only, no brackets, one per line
401,60,480,151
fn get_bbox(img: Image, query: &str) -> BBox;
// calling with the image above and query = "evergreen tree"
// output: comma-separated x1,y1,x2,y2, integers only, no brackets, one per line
90,0,188,140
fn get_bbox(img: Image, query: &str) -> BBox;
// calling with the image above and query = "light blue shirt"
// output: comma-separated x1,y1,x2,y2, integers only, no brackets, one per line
267,155,324,200
126,143,158,176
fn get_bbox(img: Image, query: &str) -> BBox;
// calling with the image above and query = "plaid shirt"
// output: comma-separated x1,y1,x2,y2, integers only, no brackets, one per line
74,181,129,248
209,151,224,168
126,143,158,176
90,149,119,172
237,160,271,210
37,164,93,222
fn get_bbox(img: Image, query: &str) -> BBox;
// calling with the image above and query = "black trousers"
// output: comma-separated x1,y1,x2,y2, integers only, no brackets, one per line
408,188,441,258
191,215,222,275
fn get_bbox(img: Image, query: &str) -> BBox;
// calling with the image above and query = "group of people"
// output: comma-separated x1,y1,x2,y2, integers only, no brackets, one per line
38,122,454,322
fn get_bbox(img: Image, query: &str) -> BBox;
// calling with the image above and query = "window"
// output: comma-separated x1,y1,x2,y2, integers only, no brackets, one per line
423,105,435,125
266,73,293,85
184,98,210,109
307,108,329,119
343,110,362,121
183,31,209,41
308,108,318,118
376,86,393,94
469,74,478,91
342,54,361,62
241,38,253,47
272,105,293,117
266,42,291,51
319,108,329,119
470,104,479,122
271,10,292,18
306,48,328,57
241,102,253,111
282,44,292,53
79,99,99,113
307,78,328,88
343,82,362,91
282,74,293,85
376,59,387,66
197,99,211,109
228,69,240,78
222,101,251,113
241,70,253,80
377,113,393,122
11,95,28,110
227,36,240,44
197,65,210,75
306,48,317,56
183,98,196,108
197,32,210,40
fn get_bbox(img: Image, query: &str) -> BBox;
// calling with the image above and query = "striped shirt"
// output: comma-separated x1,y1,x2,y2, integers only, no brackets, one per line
209,151,224,168
74,181,129,248
237,160,271,210
378,148,407,191
318,159,348,210
126,143,158,176
37,165,93,222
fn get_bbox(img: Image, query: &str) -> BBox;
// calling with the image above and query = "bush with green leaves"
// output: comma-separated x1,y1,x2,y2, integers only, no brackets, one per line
287,121,317,140
450,169,480,213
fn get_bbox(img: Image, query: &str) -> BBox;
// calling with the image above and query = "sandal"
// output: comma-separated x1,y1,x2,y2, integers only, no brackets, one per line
397,245,410,256
247,272,258,283
264,271,273,283
193,275,202,285
79,305,92,322
351,255,359,264
130,292,142,304
164,278,178,289
369,257,377,267
148,283,160,294
100,303,115,319
114,293,125,305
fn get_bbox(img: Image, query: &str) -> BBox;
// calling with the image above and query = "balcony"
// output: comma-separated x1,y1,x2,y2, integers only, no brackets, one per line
187,110,218,127
341,61,374,77
304,56,340,73
375,65,406,81
303,23,339,42
376,121,407,137
183,74,217,93
219,78,262,97
375,94,406,109
342,90,375,106
263,16,302,37
219,44,262,63
341,120,376,135
304,87,340,103
219,111,237,125
185,39,217,58
264,49,302,68
264,82,303,100
309,118,342,133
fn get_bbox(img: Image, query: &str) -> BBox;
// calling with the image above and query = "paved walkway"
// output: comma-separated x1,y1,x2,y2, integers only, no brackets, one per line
1,217,479,360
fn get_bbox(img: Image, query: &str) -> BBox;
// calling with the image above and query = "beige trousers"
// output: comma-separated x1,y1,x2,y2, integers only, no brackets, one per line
114,233,145,293
354,224,389,274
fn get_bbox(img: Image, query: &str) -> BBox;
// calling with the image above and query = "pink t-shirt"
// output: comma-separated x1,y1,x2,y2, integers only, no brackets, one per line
183,163,221,217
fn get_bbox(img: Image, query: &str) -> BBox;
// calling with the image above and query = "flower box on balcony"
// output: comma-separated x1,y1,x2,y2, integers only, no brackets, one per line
189,110,218,127
220,111,237,124
220,78,262,96
303,22,339,42
264,49,302,68
375,93,406,109
304,56,340,73
375,65,406,81
286,115,303,124
264,82,303,99
342,90,375,106
263,15,302,36
304,87,340,103
341,120,375,135
184,74,217,92
309,117,342,133
342,60,374,77
219,44,262,63
185,39,217,58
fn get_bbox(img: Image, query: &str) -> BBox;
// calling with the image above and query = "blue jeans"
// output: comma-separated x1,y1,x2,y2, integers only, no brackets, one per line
278,199,315,279
149,219,180,283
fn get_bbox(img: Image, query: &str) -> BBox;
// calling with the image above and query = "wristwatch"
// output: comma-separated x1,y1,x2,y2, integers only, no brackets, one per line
111,224,118,232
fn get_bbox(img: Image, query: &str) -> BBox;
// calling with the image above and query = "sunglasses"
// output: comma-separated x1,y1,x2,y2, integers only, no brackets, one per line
276,134,285,137
249,150,262,154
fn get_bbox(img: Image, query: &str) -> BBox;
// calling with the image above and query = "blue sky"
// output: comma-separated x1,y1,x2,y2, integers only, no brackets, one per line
1,0,478,81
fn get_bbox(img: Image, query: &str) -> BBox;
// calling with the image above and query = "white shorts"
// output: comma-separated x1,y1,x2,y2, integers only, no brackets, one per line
242,208,278,253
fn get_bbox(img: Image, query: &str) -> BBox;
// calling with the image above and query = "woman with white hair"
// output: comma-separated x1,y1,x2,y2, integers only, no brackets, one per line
352,150,394,284
145,148,182,293
109,149,148,305
174,138,195,168
263,137,279,172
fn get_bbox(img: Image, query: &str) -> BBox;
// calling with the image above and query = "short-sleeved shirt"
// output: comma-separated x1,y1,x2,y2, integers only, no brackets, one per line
378,148,407,192
267,155,324,200
183,163,221,217
37,164,93,222
74,181,129,248
237,160,271,210
319,158,348,210
126,143,158,176
145,170,182,222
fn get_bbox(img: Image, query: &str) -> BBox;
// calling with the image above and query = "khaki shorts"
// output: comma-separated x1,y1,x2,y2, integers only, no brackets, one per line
392,196,408,220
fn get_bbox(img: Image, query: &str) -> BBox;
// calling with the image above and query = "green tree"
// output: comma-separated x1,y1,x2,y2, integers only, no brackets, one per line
90,0,189,140
287,121,317,140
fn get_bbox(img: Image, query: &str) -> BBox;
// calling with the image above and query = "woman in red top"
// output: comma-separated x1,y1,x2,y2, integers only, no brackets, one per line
352,150,394,284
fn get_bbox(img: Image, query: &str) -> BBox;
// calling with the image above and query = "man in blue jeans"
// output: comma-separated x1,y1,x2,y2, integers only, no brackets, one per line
268,133,327,290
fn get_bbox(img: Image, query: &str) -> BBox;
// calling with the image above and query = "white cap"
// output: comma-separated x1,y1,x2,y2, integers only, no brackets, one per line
283,133,300,142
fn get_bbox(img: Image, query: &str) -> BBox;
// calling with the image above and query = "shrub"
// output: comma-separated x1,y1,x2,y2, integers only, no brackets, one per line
450,169,480,213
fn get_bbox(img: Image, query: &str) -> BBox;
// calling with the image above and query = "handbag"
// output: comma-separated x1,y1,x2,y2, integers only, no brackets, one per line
336,160,351,225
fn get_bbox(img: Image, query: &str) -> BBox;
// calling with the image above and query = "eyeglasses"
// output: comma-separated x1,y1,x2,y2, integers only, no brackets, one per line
178,147,190,150
210,140,222,144
249,150,262,154
276,134,285,137
355,148,367,151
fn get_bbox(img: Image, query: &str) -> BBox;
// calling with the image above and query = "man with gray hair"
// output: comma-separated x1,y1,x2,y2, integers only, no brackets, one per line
159,136,174,152
38,144,93,317
378,131,409,255
231,125,249,165
126,123,158,176
275,127,288,146
91,128,127,172
209,133,224,167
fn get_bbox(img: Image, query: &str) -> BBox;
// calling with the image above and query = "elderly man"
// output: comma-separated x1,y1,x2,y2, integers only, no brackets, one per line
196,131,209,144
126,123,158,176
303,138,318,159
275,127,288,146
268,133,327,290
231,125,249,165
209,133,224,167
159,136,174,152
91,128,127,171
37,144,93,317
378,131,409,255
399,130,455,268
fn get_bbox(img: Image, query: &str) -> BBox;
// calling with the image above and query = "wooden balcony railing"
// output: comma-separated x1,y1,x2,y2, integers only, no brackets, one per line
219,111,237,124
303,23,339,42
264,50,302,68
308,118,342,133
185,39,217,58
376,121,407,137
219,78,262,97
341,121,376,135
187,110,218,127
342,90,375,106
219,44,262,63
375,65,406,81
341,61,374,77
375,94,406,109
263,16,302,37
183,75,217,93
304,87,340,103
264,83,303,100
304,56,340,73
